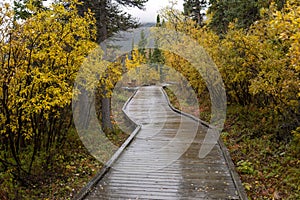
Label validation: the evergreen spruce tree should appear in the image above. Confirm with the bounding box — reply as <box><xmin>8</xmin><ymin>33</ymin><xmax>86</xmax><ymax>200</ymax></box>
<box><xmin>150</xmin><ymin>15</ymin><xmax>165</xmax><ymax>81</ymax></box>
<box><xmin>207</xmin><ymin>0</ymin><xmax>286</xmax><ymax>35</ymax></box>
<box><xmin>138</xmin><ymin>29</ymin><xmax>147</xmax><ymax>57</ymax></box>
<box><xmin>183</xmin><ymin>0</ymin><xmax>207</xmax><ymax>26</ymax></box>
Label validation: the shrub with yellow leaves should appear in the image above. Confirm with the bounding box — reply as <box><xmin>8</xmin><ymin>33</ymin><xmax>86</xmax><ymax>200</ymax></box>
<box><xmin>0</xmin><ymin>0</ymin><xmax>96</xmax><ymax>179</ymax></box>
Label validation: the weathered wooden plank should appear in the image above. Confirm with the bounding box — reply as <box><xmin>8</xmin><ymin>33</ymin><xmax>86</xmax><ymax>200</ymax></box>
<box><xmin>78</xmin><ymin>86</ymin><xmax>247</xmax><ymax>200</ymax></box>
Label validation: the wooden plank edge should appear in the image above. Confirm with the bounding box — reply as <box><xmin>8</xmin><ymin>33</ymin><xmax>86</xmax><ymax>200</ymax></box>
<box><xmin>218</xmin><ymin>139</ymin><xmax>248</xmax><ymax>200</ymax></box>
<box><xmin>161</xmin><ymin>86</ymin><xmax>248</xmax><ymax>200</ymax></box>
<box><xmin>122</xmin><ymin>88</ymin><xmax>140</xmax><ymax>127</ymax></box>
<box><xmin>73</xmin><ymin>89</ymin><xmax>141</xmax><ymax>200</ymax></box>
<box><xmin>160</xmin><ymin>86</ymin><xmax>211</xmax><ymax>129</ymax></box>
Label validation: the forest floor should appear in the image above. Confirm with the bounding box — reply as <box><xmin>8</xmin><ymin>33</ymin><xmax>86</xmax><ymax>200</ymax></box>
<box><xmin>222</xmin><ymin>105</ymin><xmax>299</xmax><ymax>199</ymax></box>
<box><xmin>2</xmin><ymin>128</ymin><xmax>129</xmax><ymax>200</ymax></box>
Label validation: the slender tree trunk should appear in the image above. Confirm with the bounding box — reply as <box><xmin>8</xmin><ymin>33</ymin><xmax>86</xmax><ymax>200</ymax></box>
<box><xmin>99</xmin><ymin>0</ymin><xmax>113</xmax><ymax>133</ymax></box>
<box><xmin>101</xmin><ymin>94</ymin><xmax>113</xmax><ymax>132</ymax></box>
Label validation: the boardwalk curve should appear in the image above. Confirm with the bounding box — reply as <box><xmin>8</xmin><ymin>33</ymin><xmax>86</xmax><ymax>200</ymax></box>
<box><xmin>76</xmin><ymin>86</ymin><xmax>247</xmax><ymax>200</ymax></box>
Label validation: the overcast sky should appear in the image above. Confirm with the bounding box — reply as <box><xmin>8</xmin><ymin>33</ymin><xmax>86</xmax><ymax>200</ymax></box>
<box><xmin>125</xmin><ymin>0</ymin><xmax>184</xmax><ymax>23</ymax></box>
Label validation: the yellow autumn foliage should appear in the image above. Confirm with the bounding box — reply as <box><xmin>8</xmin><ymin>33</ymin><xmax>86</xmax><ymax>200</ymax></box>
<box><xmin>160</xmin><ymin>0</ymin><xmax>299</xmax><ymax>135</ymax></box>
<box><xmin>125</xmin><ymin>48</ymin><xmax>159</xmax><ymax>85</ymax></box>
<box><xmin>0</xmin><ymin>0</ymin><xmax>96</xmax><ymax>172</ymax></box>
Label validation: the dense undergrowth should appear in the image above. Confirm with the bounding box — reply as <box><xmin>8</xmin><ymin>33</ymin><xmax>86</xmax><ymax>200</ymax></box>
<box><xmin>0</xmin><ymin>128</ymin><xmax>101</xmax><ymax>199</ymax></box>
<box><xmin>222</xmin><ymin>105</ymin><xmax>300</xmax><ymax>199</ymax></box>
<box><xmin>0</xmin><ymin>126</ymin><xmax>129</xmax><ymax>200</ymax></box>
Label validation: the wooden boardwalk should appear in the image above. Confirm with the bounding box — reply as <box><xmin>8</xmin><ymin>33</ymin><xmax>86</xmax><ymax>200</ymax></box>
<box><xmin>78</xmin><ymin>86</ymin><xmax>247</xmax><ymax>200</ymax></box>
